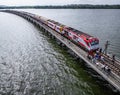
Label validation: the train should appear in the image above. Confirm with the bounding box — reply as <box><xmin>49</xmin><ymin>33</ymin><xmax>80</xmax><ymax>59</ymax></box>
<box><xmin>32</xmin><ymin>14</ymin><xmax>99</xmax><ymax>54</ymax></box>
<box><xmin>4</xmin><ymin>10</ymin><xmax>99</xmax><ymax>55</ymax></box>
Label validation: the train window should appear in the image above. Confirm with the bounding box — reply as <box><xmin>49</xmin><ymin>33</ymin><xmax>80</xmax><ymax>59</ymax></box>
<box><xmin>68</xmin><ymin>32</ymin><xmax>72</xmax><ymax>36</ymax></box>
<box><xmin>64</xmin><ymin>31</ymin><xmax>69</xmax><ymax>36</ymax></box>
<box><xmin>56</xmin><ymin>27</ymin><xmax>59</xmax><ymax>30</ymax></box>
<box><xmin>94</xmin><ymin>41</ymin><xmax>98</xmax><ymax>44</ymax></box>
<box><xmin>91</xmin><ymin>42</ymin><xmax>94</xmax><ymax>46</ymax></box>
<box><xmin>73</xmin><ymin>35</ymin><xmax>77</xmax><ymax>39</ymax></box>
<box><xmin>91</xmin><ymin>41</ymin><xmax>98</xmax><ymax>46</ymax></box>
<box><xmin>78</xmin><ymin>38</ymin><xmax>82</xmax><ymax>42</ymax></box>
<box><xmin>48</xmin><ymin>23</ymin><xmax>54</xmax><ymax>27</ymax></box>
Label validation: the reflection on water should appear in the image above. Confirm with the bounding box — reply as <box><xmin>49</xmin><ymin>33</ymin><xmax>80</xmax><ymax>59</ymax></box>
<box><xmin>0</xmin><ymin>12</ymin><xmax>119</xmax><ymax>95</ymax></box>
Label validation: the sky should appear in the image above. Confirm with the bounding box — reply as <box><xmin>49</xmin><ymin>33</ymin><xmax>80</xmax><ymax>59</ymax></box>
<box><xmin>0</xmin><ymin>0</ymin><xmax>120</xmax><ymax>6</ymax></box>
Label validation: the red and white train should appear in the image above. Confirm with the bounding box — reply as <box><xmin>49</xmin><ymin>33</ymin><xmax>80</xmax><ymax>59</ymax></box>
<box><xmin>28</xmin><ymin>13</ymin><xmax>99</xmax><ymax>54</ymax></box>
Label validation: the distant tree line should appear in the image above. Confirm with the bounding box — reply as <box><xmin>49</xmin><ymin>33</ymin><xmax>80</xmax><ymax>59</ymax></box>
<box><xmin>0</xmin><ymin>4</ymin><xmax>120</xmax><ymax>9</ymax></box>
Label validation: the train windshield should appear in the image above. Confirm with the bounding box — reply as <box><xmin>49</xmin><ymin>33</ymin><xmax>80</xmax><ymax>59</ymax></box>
<box><xmin>90</xmin><ymin>41</ymin><xmax>98</xmax><ymax>46</ymax></box>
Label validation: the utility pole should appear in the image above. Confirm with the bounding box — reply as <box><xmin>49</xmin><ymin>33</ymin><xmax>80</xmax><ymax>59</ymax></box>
<box><xmin>103</xmin><ymin>40</ymin><xmax>110</xmax><ymax>55</ymax></box>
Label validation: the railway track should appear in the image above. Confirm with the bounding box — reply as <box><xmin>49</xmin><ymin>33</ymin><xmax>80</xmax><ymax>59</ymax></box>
<box><xmin>100</xmin><ymin>54</ymin><xmax>120</xmax><ymax>76</ymax></box>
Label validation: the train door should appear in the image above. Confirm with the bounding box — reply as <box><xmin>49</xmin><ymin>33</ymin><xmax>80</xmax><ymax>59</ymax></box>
<box><xmin>64</xmin><ymin>30</ymin><xmax>69</xmax><ymax>37</ymax></box>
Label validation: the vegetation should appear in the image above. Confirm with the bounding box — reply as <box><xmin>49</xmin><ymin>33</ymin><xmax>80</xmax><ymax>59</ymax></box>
<box><xmin>0</xmin><ymin>4</ymin><xmax>120</xmax><ymax>9</ymax></box>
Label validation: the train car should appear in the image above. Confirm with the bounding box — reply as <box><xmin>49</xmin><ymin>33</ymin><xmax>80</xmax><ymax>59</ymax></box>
<box><xmin>39</xmin><ymin>16</ymin><xmax>49</xmax><ymax>25</ymax></box>
<box><xmin>47</xmin><ymin>20</ymin><xmax>56</xmax><ymax>29</ymax></box>
<box><xmin>47</xmin><ymin>20</ymin><xmax>65</xmax><ymax>34</ymax></box>
<box><xmin>34</xmin><ymin>15</ymin><xmax>41</xmax><ymax>22</ymax></box>
<box><xmin>63</xmin><ymin>27</ymin><xmax>99</xmax><ymax>52</ymax></box>
<box><xmin>54</xmin><ymin>22</ymin><xmax>65</xmax><ymax>34</ymax></box>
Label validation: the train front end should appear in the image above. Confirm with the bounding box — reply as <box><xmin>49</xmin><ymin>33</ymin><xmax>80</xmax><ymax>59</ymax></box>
<box><xmin>88</xmin><ymin>37</ymin><xmax>99</xmax><ymax>53</ymax></box>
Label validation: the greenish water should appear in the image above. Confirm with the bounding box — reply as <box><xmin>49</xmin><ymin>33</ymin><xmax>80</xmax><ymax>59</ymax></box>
<box><xmin>0</xmin><ymin>11</ymin><xmax>119</xmax><ymax>95</ymax></box>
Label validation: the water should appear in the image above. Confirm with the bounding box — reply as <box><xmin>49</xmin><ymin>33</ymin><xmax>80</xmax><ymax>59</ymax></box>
<box><xmin>0</xmin><ymin>10</ymin><xmax>120</xmax><ymax>95</ymax></box>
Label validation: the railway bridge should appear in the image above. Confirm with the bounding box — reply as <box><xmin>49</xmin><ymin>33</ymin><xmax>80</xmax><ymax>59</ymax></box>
<box><xmin>1</xmin><ymin>10</ymin><xmax>120</xmax><ymax>92</ymax></box>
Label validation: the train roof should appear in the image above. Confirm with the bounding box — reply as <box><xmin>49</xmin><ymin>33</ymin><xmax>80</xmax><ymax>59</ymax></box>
<box><xmin>42</xmin><ymin>18</ymin><xmax>97</xmax><ymax>40</ymax></box>
<box><xmin>40</xmin><ymin>16</ymin><xmax>49</xmax><ymax>21</ymax></box>
<box><xmin>48</xmin><ymin>19</ymin><xmax>65</xmax><ymax>26</ymax></box>
<box><xmin>66</xmin><ymin>27</ymin><xmax>92</xmax><ymax>38</ymax></box>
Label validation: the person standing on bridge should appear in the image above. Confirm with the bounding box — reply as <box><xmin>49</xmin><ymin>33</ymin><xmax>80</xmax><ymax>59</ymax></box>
<box><xmin>101</xmin><ymin>56</ymin><xmax>104</xmax><ymax>63</ymax></box>
<box><xmin>99</xmin><ymin>48</ymin><xmax>102</xmax><ymax>53</ymax></box>
<box><xmin>112</xmin><ymin>54</ymin><xmax>115</xmax><ymax>64</ymax></box>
